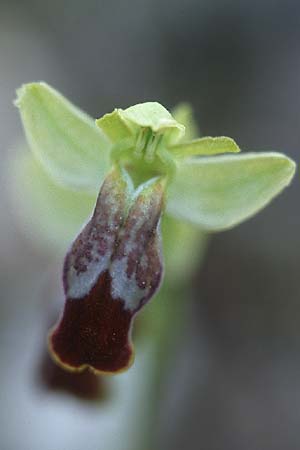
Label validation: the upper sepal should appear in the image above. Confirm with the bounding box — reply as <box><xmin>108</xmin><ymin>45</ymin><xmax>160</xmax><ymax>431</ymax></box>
<box><xmin>96</xmin><ymin>102</ymin><xmax>185</xmax><ymax>145</ymax></box>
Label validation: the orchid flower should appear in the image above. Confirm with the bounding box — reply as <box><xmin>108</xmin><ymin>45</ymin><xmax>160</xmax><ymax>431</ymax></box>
<box><xmin>15</xmin><ymin>82</ymin><xmax>296</xmax><ymax>375</ymax></box>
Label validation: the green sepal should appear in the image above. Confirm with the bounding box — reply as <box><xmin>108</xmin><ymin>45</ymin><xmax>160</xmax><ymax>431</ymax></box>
<box><xmin>15</xmin><ymin>82</ymin><xmax>110</xmax><ymax>192</ymax></box>
<box><xmin>167</xmin><ymin>152</ymin><xmax>296</xmax><ymax>231</ymax></box>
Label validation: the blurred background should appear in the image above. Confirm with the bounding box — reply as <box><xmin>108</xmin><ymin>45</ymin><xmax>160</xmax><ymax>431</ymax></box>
<box><xmin>1</xmin><ymin>0</ymin><xmax>300</xmax><ymax>449</ymax></box>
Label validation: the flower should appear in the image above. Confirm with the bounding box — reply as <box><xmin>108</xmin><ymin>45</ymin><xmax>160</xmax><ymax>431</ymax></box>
<box><xmin>14</xmin><ymin>82</ymin><xmax>296</xmax><ymax>374</ymax></box>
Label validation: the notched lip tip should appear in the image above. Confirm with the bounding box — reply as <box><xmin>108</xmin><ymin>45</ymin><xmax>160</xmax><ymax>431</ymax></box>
<box><xmin>47</xmin><ymin>328</ymin><xmax>135</xmax><ymax>376</ymax></box>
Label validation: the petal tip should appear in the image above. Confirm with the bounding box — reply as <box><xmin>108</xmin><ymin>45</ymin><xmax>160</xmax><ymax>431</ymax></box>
<box><xmin>15</xmin><ymin>81</ymin><xmax>48</xmax><ymax>107</ymax></box>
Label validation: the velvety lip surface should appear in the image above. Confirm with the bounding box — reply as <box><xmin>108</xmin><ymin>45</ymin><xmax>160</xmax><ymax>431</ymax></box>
<box><xmin>49</xmin><ymin>271</ymin><xmax>134</xmax><ymax>374</ymax></box>
<box><xmin>49</xmin><ymin>167</ymin><xmax>164</xmax><ymax>375</ymax></box>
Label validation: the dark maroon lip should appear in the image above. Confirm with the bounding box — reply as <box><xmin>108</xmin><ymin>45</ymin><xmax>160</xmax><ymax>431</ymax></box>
<box><xmin>49</xmin><ymin>271</ymin><xmax>135</xmax><ymax>374</ymax></box>
<box><xmin>49</xmin><ymin>167</ymin><xmax>165</xmax><ymax>375</ymax></box>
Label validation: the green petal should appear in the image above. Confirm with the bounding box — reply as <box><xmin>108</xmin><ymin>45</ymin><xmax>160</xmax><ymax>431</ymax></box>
<box><xmin>97</xmin><ymin>102</ymin><xmax>185</xmax><ymax>145</ymax></box>
<box><xmin>169</xmin><ymin>136</ymin><xmax>240</xmax><ymax>158</ymax></box>
<box><xmin>15</xmin><ymin>82</ymin><xmax>110</xmax><ymax>192</ymax></box>
<box><xmin>167</xmin><ymin>152</ymin><xmax>296</xmax><ymax>231</ymax></box>
<box><xmin>10</xmin><ymin>150</ymin><xmax>96</xmax><ymax>253</ymax></box>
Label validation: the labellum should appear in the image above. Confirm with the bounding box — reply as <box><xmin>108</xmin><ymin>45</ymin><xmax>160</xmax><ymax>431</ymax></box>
<box><xmin>49</xmin><ymin>166</ymin><xmax>165</xmax><ymax>374</ymax></box>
